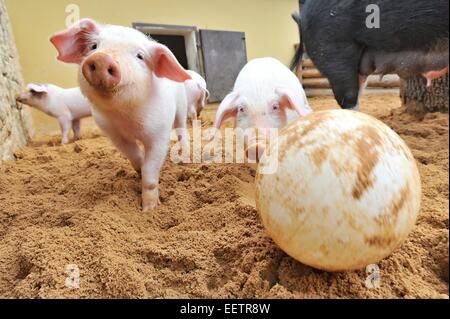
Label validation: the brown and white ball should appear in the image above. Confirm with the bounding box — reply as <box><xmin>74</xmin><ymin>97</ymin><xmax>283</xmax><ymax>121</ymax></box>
<box><xmin>256</xmin><ymin>110</ymin><xmax>421</xmax><ymax>272</ymax></box>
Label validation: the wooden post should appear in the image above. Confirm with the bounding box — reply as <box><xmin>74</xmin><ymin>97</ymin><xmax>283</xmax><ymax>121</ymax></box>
<box><xmin>401</xmin><ymin>74</ymin><xmax>449</xmax><ymax>118</ymax></box>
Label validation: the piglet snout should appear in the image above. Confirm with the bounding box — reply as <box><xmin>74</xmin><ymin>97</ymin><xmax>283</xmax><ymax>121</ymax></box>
<box><xmin>82</xmin><ymin>52</ymin><xmax>121</xmax><ymax>91</ymax></box>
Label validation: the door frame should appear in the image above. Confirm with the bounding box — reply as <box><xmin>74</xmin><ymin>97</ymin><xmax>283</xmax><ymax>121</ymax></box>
<box><xmin>132</xmin><ymin>22</ymin><xmax>202</xmax><ymax>74</ymax></box>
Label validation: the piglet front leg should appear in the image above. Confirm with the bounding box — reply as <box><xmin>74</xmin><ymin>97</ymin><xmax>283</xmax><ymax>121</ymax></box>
<box><xmin>97</xmin><ymin>122</ymin><xmax>144</xmax><ymax>173</ymax></box>
<box><xmin>141</xmin><ymin>134</ymin><xmax>171</xmax><ymax>212</ymax></box>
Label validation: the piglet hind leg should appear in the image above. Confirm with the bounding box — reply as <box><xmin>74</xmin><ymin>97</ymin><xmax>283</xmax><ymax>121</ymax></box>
<box><xmin>188</xmin><ymin>104</ymin><xmax>198</xmax><ymax>123</ymax></box>
<box><xmin>72</xmin><ymin>119</ymin><xmax>82</xmax><ymax>140</ymax></box>
<box><xmin>174</xmin><ymin>109</ymin><xmax>191</xmax><ymax>160</ymax></box>
<box><xmin>141</xmin><ymin>136</ymin><xmax>171</xmax><ymax>213</ymax></box>
<box><xmin>196</xmin><ymin>92</ymin><xmax>206</xmax><ymax>116</ymax></box>
<box><xmin>58</xmin><ymin>116</ymin><xmax>73</xmax><ymax>145</ymax></box>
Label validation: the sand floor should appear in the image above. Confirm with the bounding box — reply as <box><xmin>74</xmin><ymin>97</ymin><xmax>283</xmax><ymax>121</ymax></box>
<box><xmin>0</xmin><ymin>93</ymin><xmax>448</xmax><ymax>298</ymax></box>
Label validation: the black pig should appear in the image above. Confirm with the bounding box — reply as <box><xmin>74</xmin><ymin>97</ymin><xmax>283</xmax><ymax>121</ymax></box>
<box><xmin>292</xmin><ymin>0</ymin><xmax>449</xmax><ymax>110</ymax></box>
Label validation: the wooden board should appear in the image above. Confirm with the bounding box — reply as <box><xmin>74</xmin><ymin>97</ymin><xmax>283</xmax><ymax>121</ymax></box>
<box><xmin>200</xmin><ymin>30</ymin><xmax>247</xmax><ymax>102</ymax></box>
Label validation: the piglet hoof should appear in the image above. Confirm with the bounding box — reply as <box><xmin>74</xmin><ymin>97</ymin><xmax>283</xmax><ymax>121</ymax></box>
<box><xmin>132</xmin><ymin>161</ymin><xmax>143</xmax><ymax>176</ymax></box>
<box><xmin>205</xmin><ymin>128</ymin><xmax>218</xmax><ymax>142</ymax></box>
<box><xmin>134</xmin><ymin>167</ymin><xmax>142</xmax><ymax>177</ymax></box>
<box><xmin>142</xmin><ymin>189</ymin><xmax>161</xmax><ymax>213</ymax></box>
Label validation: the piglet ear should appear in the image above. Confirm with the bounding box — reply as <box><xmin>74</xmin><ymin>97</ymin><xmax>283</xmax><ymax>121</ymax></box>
<box><xmin>147</xmin><ymin>43</ymin><xmax>191</xmax><ymax>82</ymax></box>
<box><xmin>275</xmin><ymin>87</ymin><xmax>313</xmax><ymax>117</ymax></box>
<box><xmin>27</xmin><ymin>84</ymin><xmax>48</xmax><ymax>94</ymax></box>
<box><xmin>50</xmin><ymin>18</ymin><xmax>99</xmax><ymax>64</ymax></box>
<box><xmin>208</xmin><ymin>92</ymin><xmax>240</xmax><ymax>140</ymax></box>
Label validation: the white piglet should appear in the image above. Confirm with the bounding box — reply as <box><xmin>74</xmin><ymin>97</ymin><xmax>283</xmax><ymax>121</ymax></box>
<box><xmin>211</xmin><ymin>57</ymin><xmax>312</xmax><ymax>160</ymax></box>
<box><xmin>185</xmin><ymin>70</ymin><xmax>209</xmax><ymax>121</ymax></box>
<box><xmin>16</xmin><ymin>84</ymin><xmax>92</xmax><ymax>144</ymax></box>
<box><xmin>50</xmin><ymin>19</ymin><xmax>191</xmax><ymax>212</ymax></box>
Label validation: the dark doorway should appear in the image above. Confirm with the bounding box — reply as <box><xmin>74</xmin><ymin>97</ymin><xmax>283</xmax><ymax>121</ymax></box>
<box><xmin>149</xmin><ymin>34</ymin><xmax>189</xmax><ymax>70</ymax></box>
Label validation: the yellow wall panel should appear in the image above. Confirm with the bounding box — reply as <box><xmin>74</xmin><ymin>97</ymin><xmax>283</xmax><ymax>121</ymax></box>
<box><xmin>5</xmin><ymin>0</ymin><xmax>299</xmax><ymax>89</ymax></box>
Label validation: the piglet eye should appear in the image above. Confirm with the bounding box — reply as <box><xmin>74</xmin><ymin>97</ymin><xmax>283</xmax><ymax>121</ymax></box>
<box><xmin>90</xmin><ymin>43</ymin><xmax>98</xmax><ymax>51</ymax></box>
<box><xmin>239</xmin><ymin>107</ymin><xmax>245</xmax><ymax>113</ymax></box>
<box><xmin>272</xmin><ymin>104</ymin><xmax>279</xmax><ymax>111</ymax></box>
<box><xmin>137</xmin><ymin>53</ymin><xmax>145</xmax><ymax>60</ymax></box>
